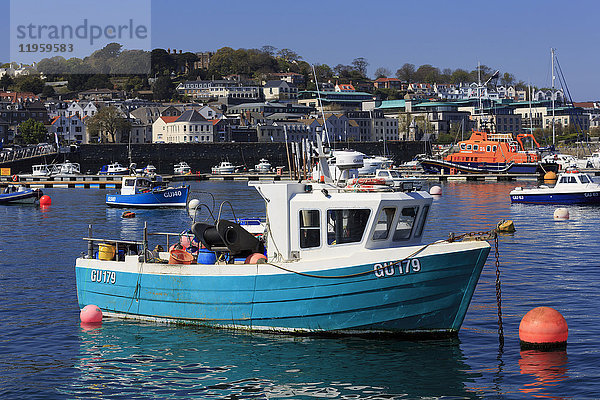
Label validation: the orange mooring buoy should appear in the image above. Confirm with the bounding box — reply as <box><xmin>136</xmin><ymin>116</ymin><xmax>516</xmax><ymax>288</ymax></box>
<box><xmin>519</xmin><ymin>306</ymin><xmax>568</xmax><ymax>349</ymax></box>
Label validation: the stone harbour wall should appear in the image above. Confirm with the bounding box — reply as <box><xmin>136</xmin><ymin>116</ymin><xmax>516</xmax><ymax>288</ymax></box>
<box><xmin>8</xmin><ymin>141</ymin><xmax>427</xmax><ymax>175</ymax></box>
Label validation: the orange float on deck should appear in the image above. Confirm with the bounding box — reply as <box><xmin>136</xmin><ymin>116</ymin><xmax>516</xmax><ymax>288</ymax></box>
<box><xmin>519</xmin><ymin>306</ymin><xmax>568</xmax><ymax>349</ymax></box>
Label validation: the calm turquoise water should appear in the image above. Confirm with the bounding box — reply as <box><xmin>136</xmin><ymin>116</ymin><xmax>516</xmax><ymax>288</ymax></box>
<box><xmin>1</xmin><ymin>180</ymin><xmax>599</xmax><ymax>399</ymax></box>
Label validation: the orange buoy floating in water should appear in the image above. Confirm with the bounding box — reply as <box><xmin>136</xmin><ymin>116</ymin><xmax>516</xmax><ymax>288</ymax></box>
<box><xmin>519</xmin><ymin>306</ymin><xmax>568</xmax><ymax>350</ymax></box>
<box><xmin>122</xmin><ymin>211</ymin><xmax>136</xmax><ymax>218</ymax></box>
<box><xmin>429</xmin><ymin>185</ymin><xmax>442</xmax><ymax>195</ymax></box>
<box><xmin>554</xmin><ymin>208</ymin><xmax>569</xmax><ymax>220</ymax></box>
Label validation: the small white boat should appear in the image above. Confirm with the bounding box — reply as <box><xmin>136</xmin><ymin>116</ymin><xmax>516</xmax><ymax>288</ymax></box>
<box><xmin>358</xmin><ymin>156</ymin><xmax>393</xmax><ymax>175</ymax></box>
<box><xmin>174</xmin><ymin>162</ymin><xmax>192</xmax><ymax>175</ymax></box>
<box><xmin>510</xmin><ymin>168</ymin><xmax>600</xmax><ymax>204</ymax></box>
<box><xmin>53</xmin><ymin>161</ymin><xmax>81</xmax><ymax>176</ymax></box>
<box><xmin>31</xmin><ymin>164</ymin><xmax>53</xmax><ymax>176</ymax></box>
<box><xmin>143</xmin><ymin>164</ymin><xmax>157</xmax><ymax>175</ymax></box>
<box><xmin>98</xmin><ymin>162</ymin><xmax>129</xmax><ymax>175</ymax></box>
<box><xmin>585</xmin><ymin>152</ymin><xmax>600</xmax><ymax>169</ymax></box>
<box><xmin>542</xmin><ymin>153</ymin><xmax>579</xmax><ymax>171</ymax></box>
<box><xmin>211</xmin><ymin>161</ymin><xmax>235</xmax><ymax>174</ymax></box>
<box><xmin>254</xmin><ymin>159</ymin><xmax>271</xmax><ymax>173</ymax></box>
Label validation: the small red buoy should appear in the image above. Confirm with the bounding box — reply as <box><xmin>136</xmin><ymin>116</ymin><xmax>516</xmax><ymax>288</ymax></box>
<box><xmin>519</xmin><ymin>307</ymin><xmax>568</xmax><ymax>349</ymax></box>
<box><xmin>39</xmin><ymin>195</ymin><xmax>52</xmax><ymax>207</ymax></box>
<box><xmin>80</xmin><ymin>304</ymin><xmax>103</xmax><ymax>324</ymax></box>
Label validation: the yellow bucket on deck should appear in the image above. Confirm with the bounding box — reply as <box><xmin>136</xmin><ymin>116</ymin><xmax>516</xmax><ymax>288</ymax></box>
<box><xmin>98</xmin><ymin>243</ymin><xmax>116</xmax><ymax>260</ymax></box>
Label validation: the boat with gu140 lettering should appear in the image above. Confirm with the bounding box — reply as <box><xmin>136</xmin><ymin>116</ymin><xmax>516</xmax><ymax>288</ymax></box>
<box><xmin>420</xmin><ymin>129</ymin><xmax>558</xmax><ymax>174</ymax></box>
<box><xmin>510</xmin><ymin>168</ymin><xmax>600</xmax><ymax>204</ymax></box>
<box><xmin>76</xmin><ymin>144</ymin><xmax>491</xmax><ymax>336</ymax></box>
<box><xmin>105</xmin><ymin>175</ymin><xmax>189</xmax><ymax>208</ymax></box>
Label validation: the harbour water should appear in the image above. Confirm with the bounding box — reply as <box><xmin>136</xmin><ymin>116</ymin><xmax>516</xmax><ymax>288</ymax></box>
<box><xmin>2</xmin><ymin>180</ymin><xmax>600</xmax><ymax>399</ymax></box>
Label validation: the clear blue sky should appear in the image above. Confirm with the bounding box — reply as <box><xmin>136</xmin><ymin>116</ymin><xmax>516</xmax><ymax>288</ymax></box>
<box><xmin>2</xmin><ymin>0</ymin><xmax>599</xmax><ymax>100</ymax></box>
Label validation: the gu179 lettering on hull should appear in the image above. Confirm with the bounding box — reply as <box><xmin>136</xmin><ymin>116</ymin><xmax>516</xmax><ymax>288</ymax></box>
<box><xmin>91</xmin><ymin>269</ymin><xmax>116</xmax><ymax>284</ymax></box>
<box><xmin>373</xmin><ymin>259</ymin><xmax>421</xmax><ymax>278</ymax></box>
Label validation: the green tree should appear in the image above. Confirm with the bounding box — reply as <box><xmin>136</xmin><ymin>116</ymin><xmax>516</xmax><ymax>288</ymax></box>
<box><xmin>351</xmin><ymin>57</ymin><xmax>369</xmax><ymax>77</ymax></box>
<box><xmin>19</xmin><ymin>76</ymin><xmax>45</xmax><ymax>94</ymax></box>
<box><xmin>152</xmin><ymin>76</ymin><xmax>175</xmax><ymax>101</ymax></box>
<box><xmin>151</xmin><ymin>48</ymin><xmax>176</xmax><ymax>76</ymax></box>
<box><xmin>41</xmin><ymin>85</ymin><xmax>55</xmax><ymax>98</ymax></box>
<box><xmin>86</xmin><ymin>106</ymin><xmax>131</xmax><ymax>143</ymax></box>
<box><xmin>396</xmin><ymin>63</ymin><xmax>415</xmax><ymax>83</ymax></box>
<box><xmin>19</xmin><ymin>118</ymin><xmax>48</xmax><ymax>144</ymax></box>
<box><xmin>374</xmin><ymin>67</ymin><xmax>391</xmax><ymax>79</ymax></box>
<box><xmin>0</xmin><ymin>74</ymin><xmax>13</xmax><ymax>90</ymax></box>
<box><xmin>414</xmin><ymin>64</ymin><xmax>440</xmax><ymax>83</ymax></box>
<box><xmin>450</xmin><ymin>69</ymin><xmax>471</xmax><ymax>84</ymax></box>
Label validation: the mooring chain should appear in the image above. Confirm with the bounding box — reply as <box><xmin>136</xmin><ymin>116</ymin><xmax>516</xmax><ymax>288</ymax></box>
<box><xmin>494</xmin><ymin>233</ymin><xmax>504</xmax><ymax>349</ymax></box>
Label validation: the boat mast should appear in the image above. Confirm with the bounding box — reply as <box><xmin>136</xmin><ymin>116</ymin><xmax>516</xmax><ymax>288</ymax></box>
<box><xmin>311</xmin><ymin>64</ymin><xmax>330</xmax><ymax>148</ymax></box>
<box><xmin>551</xmin><ymin>48</ymin><xmax>556</xmax><ymax>145</ymax></box>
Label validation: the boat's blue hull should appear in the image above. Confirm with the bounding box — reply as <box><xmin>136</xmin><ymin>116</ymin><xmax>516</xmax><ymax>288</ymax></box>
<box><xmin>75</xmin><ymin>245</ymin><xmax>490</xmax><ymax>335</ymax></box>
<box><xmin>0</xmin><ymin>189</ymin><xmax>42</xmax><ymax>204</ymax></box>
<box><xmin>511</xmin><ymin>191</ymin><xmax>600</xmax><ymax>204</ymax></box>
<box><xmin>106</xmin><ymin>186</ymin><xmax>188</xmax><ymax>207</ymax></box>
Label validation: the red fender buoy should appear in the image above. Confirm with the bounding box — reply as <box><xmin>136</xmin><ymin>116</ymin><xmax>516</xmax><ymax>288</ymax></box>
<box><xmin>519</xmin><ymin>307</ymin><xmax>568</xmax><ymax>349</ymax></box>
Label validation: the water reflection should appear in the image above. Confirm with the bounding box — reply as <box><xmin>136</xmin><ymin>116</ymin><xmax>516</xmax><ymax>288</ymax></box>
<box><xmin>518</xmin><ymin>350</ymin><xmax>569</xmax><ymax>398</ymax></box>
<box><xmin>64</xmin><ymin>321</ymin><xmax>482</xmax><ymax>399</ymax></box>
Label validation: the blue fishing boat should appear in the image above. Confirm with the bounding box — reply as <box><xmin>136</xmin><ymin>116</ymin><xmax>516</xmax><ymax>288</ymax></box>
<box><xmin>76</xmin><ymin>145</ymin><xmax>491</xmax><ymax>336</ymax></box>
<box><xmin>0</xmin><ymin>185</ymin><xmax>43</xmax><ymax>204</ymax></box>
<box><xmin>510</xmin><ymin>169</ymin><xmax>600</xmax><ymax>204</ymax></box>
<box><xmin>105</xmin><ymin>176</ymin><xmax>189</xmax><ymax>208</ymax></box>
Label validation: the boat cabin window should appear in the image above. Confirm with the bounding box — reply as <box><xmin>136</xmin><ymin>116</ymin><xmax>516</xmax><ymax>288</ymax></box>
<box><xmin>474</xmin><ymin>145</ymin><xmax>479</xmax><ymax>151</ymax></box>
<box><xmin>300</xmin><ymin>210</ymin><xmax>321</xmax><ymax>248</ymax></box>
<box><xmin>466</xmin><ymin>144</ymin><xmax>472</xmax><ymax>150</ymax></box>
<box><xmin>460</xmin><ymin>143</ymin><xmax>466</xmax><ymax>150</ymax></box>
<box><xmin>327</xmin><ymin>209</ymin><xmax>371</xmax><ymax>245</ymax></box>
<box><xmin>486</xmin><ymin>145</ymin><xmax>491</xmax><ymax>152</ymax></box>
<box><xmin>124</xmin><ymin>178</ymin><xmax>136</xmax><ymax>187</ymax></box>
<box><xmin>372</xmin><ymin>207</ymin><xmax>396</xmax><ymax>240</ymax></box>
<box><xmin>492</xmin><ymin>145</ymin><xmax>497</xmax><ymax>152</ymax></box>
<box><xmin>413</xmin><ymin>205</ymin><xmax>429</xmax><ymax>238</ymax></box>
<box><xmin>579</xmin><ymin>175</ymin><xmax>591</xmax><ymax>184</ymax></box>
<box><xmin>393</xmin><ymin>206</ymin><xmax>419</xmax><ymax>241</ymax></box>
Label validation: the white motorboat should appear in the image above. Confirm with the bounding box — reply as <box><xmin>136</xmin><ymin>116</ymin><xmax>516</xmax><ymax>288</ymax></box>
<box><xmin>98</xmin><ymin>162</ymin><xmax>129</xmax><ymax>175</ymax></box>
<box><xmin>254</xmin><ymin>159</ymin><xmax>271</xmax><ymax>173</ymax></box>
<box><xmin>31</xmin><ymin>164</ymin><xmax>53</xmax><ymax>176</ymax></box>
<box><xmin>211</xmin><ymin>161</ymin><xmax>235</xmax><ymax>174</ymax></box>
<box><xmin>174</xmin><ymin>161</ymin><xmax>192</xmax><ymax>175</ymax></box>
<box><xmin>510</xmin><ymin>168</ymin><xmax>600</xmax><ymax>204</ymax></box>
<box><xmin>358</xmin><ymin>156</ymin><xmax>393</xmax><ymax>175</ymax></box>
<box><xmin>53</xmin><ymin>161</ymin><xmax>81</xmax><ymax>176</ymax></box>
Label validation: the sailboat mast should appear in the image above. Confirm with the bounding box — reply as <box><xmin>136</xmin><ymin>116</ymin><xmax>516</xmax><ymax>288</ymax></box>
<box><xmin>551</xmin><ymin>48</ymin><xmax>556</xmax><ymax>145</ymax></box>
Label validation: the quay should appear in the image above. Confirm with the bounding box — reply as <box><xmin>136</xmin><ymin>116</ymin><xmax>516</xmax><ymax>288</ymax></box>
<box><xmin>2</xmin><ymin>170</ymin><xmax>600</xmax><ymax>189</ymax></box>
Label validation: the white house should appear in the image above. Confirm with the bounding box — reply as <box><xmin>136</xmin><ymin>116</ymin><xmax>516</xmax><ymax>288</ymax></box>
<box><xmin>152</xmin><ymin>110</ymin><xmax>215</xmax><ymax>143</ymax></box>
<box><xmin>49</xmin><ymin>115</ymin><xmax>86</xmax><ymax>144</ymax></box>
